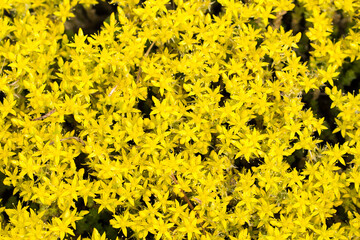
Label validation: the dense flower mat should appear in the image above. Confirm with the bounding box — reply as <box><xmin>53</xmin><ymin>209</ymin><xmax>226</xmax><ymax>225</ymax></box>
<box><xmin>0</xmin><ymin>0</ymin><xmax>360</xmax><ymax>239</ymax></box>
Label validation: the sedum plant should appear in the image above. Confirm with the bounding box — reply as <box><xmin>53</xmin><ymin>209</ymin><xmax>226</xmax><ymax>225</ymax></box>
<box><xmin>0</xmin><ymin>0</ymin><xmax>360</xmax><ymax>239</ymax></box>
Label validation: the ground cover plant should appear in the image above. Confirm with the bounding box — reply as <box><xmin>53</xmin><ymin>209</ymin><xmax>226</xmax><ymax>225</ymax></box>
<box><xmin>0</xmin><ymin>0</ymin><xmax>360</xmax><ymax>239</ymax></box>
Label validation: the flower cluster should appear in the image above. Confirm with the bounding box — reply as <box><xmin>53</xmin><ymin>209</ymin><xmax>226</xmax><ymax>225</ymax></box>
<box><xmin>0</xmin><ymin>0</ymin><xmax>360</xmax><ymax>239</ymax></box>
